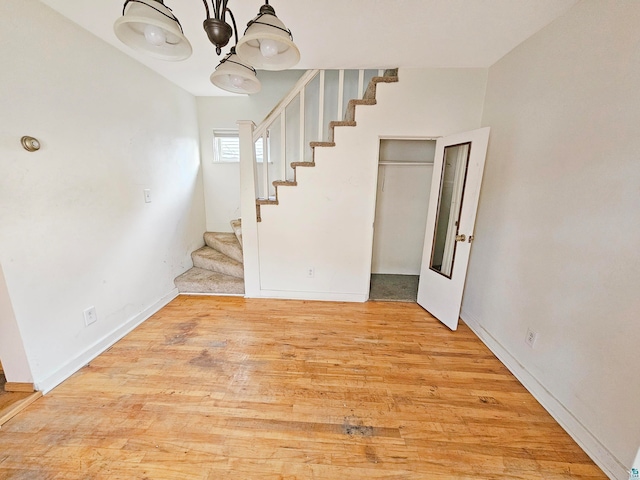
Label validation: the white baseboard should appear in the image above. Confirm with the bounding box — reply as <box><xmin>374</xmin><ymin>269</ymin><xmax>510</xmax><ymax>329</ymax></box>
<box><xmin>256</xmin><ymin>289</ymin><xmax>368</xmax><ymax>303</ymax></box>
<box><xmin>179</xmin><ymin>292</ymin><xmax>244</xmax><ymax>297</ymax></box>
<box><xmin>460</xmin><ymin>308</ymin><xmax>629</xmax><ymax>480</ymax></box>
<box><xmin>36</xmin><ymin>289</ymin><xmax>179</xmax><ymax>394</ymax></box>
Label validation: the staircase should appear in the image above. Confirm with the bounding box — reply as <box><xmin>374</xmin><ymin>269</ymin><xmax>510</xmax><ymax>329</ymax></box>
<box><xmin>253</xmin><ymin>69</ymin><xmax>399</xmax><ymax>221</ymax></box>
<box><xmin>175</xmin><ymin>69</ymin><xmax>399</xmax><ymax>296</ymax></box>
<box><xmin>174</xmin><ymin>219</ymin><xmax>244</xmax><ymax>295</ymax></box>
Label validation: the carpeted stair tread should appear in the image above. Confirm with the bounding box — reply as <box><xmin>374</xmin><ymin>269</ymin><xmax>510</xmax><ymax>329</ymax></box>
<box><xmin>192</xmin><ymin>246</ymin><xmax>243</xmax><ymax>279</ymax></box>
<box><xmin>253</xmin><ymin>68</ymin><xmax>399</xmax><ymax>223</ymax></box>
<box><xmin>256</xmin><ymin>198</ymin><xmax>278</xmax><ymax>205</ymax></box>
<box><xmin>345</xmin><ymin>98</ymin><xmax>377</xmax><ymax>122</ymax></box>
<box><xmin>328</xmin><ymin>120</ymin><xmax>357</xmax><ymax>142</ymax></box>
<box><xmin>364</xmin><ymin>74</ymin><xmax>399</xmax><ymax>101</ymax></box>
<box><xmin>310</xmin><ymin>141</ymin><xmax>335</xmax><ymax>148</ymax></box>
<box><xmin>175</xmin><ymin>267</ymin><xmax>244</xmax><ymax>295</ymax></box>
<box><xmin>329</xmin><ymin>120</ymin><xmax>357</xmax><ymax>128</ymax></box>
<box><xmin>203</xmin><ymin>232</ymin><xmax>243</xmax><ymax>264</ymax></box>
<box><xmin>272</xmin><ymin>180</ymin><xmax>297</xmax><ymax>187</ymax></box>
<box><xmin>230</xmin><ymin>219</ymin><xmax>242</xmax><ymax>246</ymax></box>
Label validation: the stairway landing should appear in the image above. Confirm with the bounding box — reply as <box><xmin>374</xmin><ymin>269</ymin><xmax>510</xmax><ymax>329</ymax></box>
<box><xmin>174</xmin><ymin>221</ymin><xmax>244</xmax><ymax>296</ymax></box>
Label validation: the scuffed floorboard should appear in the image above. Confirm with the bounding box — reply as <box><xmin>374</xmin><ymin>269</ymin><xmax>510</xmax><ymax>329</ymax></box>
<box><xmin>0</xmin><ymin>296</ymin><xmax>606</xmax><ymax>479</ymax></box>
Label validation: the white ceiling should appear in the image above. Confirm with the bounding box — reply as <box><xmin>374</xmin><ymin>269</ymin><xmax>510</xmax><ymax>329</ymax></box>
<box><xmin>40</xmin><ymin>0</ymin><xmax>579</xmax><ymax>97</ymax></box>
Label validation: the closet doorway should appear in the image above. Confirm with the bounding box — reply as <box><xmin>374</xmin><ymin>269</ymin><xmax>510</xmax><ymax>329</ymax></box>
<box><xmin>370</xmin><ymin>138</ymin><xmax>436</xmax><ymax>302</ymax></box>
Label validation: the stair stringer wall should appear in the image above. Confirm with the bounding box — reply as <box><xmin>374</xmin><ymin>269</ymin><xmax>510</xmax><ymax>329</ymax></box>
<box><xmin>255</xmin><ymin>68</ymin><xmax>488</xmax><ymax>301</ymax></box>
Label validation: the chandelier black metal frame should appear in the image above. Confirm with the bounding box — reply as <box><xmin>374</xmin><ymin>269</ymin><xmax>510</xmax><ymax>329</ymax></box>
<box><xmin>114</xmin><ymin>0</ymin><xmax>300</xmax><ymax>94</ymax></box>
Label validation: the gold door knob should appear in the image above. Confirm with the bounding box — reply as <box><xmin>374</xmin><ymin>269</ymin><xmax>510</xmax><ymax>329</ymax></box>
<box><xmin>455</xmin><ymin>234</ymin><xmax>466</xmax><ymax>242</ymax></box>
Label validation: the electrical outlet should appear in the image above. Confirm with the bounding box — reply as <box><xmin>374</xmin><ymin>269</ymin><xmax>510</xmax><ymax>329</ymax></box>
<box><xmin>631</xmin><ymin>446</ymin><xmax>640</xmax><ymax>479</ymax></box>
<box><xmin>307</xmin><ymin>267</ymin><xmax>315</xmax><ymax>278</ymax></box>
<box><xmin>83</xmin><ymin>306</ymin><xmax>97</xmax><ymax>326</ymax></box>
<box><xmin>143</xmin><ymin>189</ymin><xmax>152</xmax><ymax>203</ymax></box>
<box><xmin>525</xmin><ymin>328</ymin><xmax>538</xmax><ymax>348</ymax></box>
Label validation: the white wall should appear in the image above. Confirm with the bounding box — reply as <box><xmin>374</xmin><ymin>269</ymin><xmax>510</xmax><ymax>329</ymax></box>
<box><xmin>372</xmin><ymin>139</ymin><xmax>436</xmax><ymax>275</ymax></box>
<box><xmin>462</xmin><ymin>2</ymin><xmax>640</xmax><ymax>478</ymax></box>
<box><xmin>0</xmin><ymin>264</ymin><xmax>33</xmax><ymax>384</ymax></box>
<box><xmin>371</xmin><ymin>164</ymin><xmax>433</xmax><ymax>275</ymax></box>
<box><xmin>0</xmin><ymin>0</ymin><xmax>205</xmax><ymax>392</ymax></box>
<box><xmin>197</xmin><ymin>71</ymin><xmax>304</xmax><ymax>232</ymax></box>
<box><xmin>256</xmin><ymin>69</ymin><xmax>487</xmax><ymax>300</ymax></box>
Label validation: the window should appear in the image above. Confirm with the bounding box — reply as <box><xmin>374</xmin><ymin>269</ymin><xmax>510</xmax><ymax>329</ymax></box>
<box><xmin>213</xmin><ymin>129</ymin><xmax>266</xmax><ymax>163</ymax></box>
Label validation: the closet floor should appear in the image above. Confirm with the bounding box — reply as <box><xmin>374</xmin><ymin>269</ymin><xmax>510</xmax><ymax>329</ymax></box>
<box><xmin>369</xmin><ymin>274</ymin><xmax>419</xmax><ymax>302</ymax></box>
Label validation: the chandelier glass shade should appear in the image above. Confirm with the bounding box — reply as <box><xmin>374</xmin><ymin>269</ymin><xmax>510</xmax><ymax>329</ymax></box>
<box><xmin>210</xmin><ymin>48</ymin><xmax>262</xmax><ymax>94</ymax></box>
<box><xmin>235</xmin><ymin>4</ymin><xmax>300</xmax><ymax>71</ymax></box>
<box><xmin>114</xmin><ymin>0</ymin><xmax>299</xmax><ymax>94</ymax></box>
<box><xmin>114</xmin><ymin>0</ymin><xmax>192</xmax><ymax>61</ymax></box>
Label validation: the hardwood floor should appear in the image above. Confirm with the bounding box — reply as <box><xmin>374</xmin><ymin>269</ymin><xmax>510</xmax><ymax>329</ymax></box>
<box><xmin>0</xmin><ymin>373</ymin><xmax>39</xmax><ymax>426</ymax></box>
<box><xmin>0</xmin><ymin>296</ymin><xmax>606</xmax><ymax>479</ymax></box>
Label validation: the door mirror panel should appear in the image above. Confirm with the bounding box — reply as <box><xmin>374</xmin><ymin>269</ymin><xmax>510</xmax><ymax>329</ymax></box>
<box><xmin>429</xmin><ymin>142</ymin><xmax>471</xmax><ymax>278</ymax></box>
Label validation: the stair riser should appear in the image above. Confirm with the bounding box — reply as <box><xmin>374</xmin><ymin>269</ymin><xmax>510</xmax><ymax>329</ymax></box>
<box><xmin>204</xmin><ymin>233</ymin><xmax>243</xmax><ymax>263</ymax></box>
<box><xmin>230</xmin><ymin>219</ymin><xmax>243</xmax><ymax>246</ymax></box>
<box><xmin>175</xmin><ymin>282</ymin><xmax>244</xmax><ymax>295</ymax></box>
<box><xmin>175</xmin><ymin>267</ymin><xmax>245</xmax><ymax>295</ymax></box>
<box><xmin>192</xmin><ymin>254</ymin><xmax>244</xmax><ymax>279</ymax></box>
<box><xmin>253</xmin><ymin>71</ymin><xmax>399</xmax><ymax>223</ymax></box>
<box><xmin>175</xmin><ymin>279</ymin><xmax>244</xmax><ymax>295</ymax></box>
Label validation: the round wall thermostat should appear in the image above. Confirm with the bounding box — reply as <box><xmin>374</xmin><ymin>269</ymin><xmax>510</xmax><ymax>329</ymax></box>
<box><xmin>21</xmin><ymin>136</ymin><xmax>41</xmax><ymax>152</ymax></box>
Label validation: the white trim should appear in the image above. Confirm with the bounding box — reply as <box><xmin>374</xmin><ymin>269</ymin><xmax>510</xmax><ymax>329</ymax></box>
<box><xmin>378</xmin><ymin>161</ymin><xmax>433</xmax><ymax>167</ymax></box>
<box><xmin>253</xmin><ymin>69</ymin><xmax>319</xmax><ymax>141</ymax></box>
<box><xmin>318</xmin><ymin>70</ymin><xmax>325</xmax><ymax>140</ymax></box>
<box><xmin>280</xmin><ymin>113</ymin><xmax>287</xmax><ymax>180</ymax></box>
<box><xmin>379</xmin><ymin>135</ymin><xmax>440</xmax><ymax>141</ymax></box>
<box><xmin>256</xmin><ymin>289</ymin><xmax>367</xmax><ymax>303</ymax></box>
<box><xmin>299</xmin><ymin>86</ymin><xmax>305</xmax><ymax>162</ymax></box>
<box><xmin>238</xmin><ymin>120</ymin><xmax>261</xmax><ymax>297</ymax></box>
<box><xmin>461</xmin><ymin>308</ymin><xmax>629</xmax><ymax>480</ymax></box>
<box><xmin>337</xmin><ymin>70</ymin><xmax>345</xmax><ymax>118</ymax></box>
<box><xmin>261</xmin><ymin>134</ymin><xmax>269</xmax><ymax>199</ymax></box>
<box><xmin>36</xmin><ymin>289</ymin><xmax>179</xmax><ymax>394</ymax></box>
<box><xmin>179</xmin><ymin>292</ymin><xmax>244</xmax><ymax>297</ymax></box>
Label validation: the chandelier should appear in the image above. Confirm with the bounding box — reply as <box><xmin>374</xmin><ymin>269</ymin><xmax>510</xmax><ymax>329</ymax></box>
<box><xmin>113</xmin><ymin>0</ymin><xmax>300</xmax><ymax>94</ymax></box>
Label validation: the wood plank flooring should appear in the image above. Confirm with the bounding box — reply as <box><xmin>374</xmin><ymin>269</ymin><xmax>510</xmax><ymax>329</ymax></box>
<box><xmin>0</xmin><ymin>373</ymin><xmax>34</xmax><ymax>420</ymax></box>
<box><xmin>0</xmin><ymin>296</ymin><xmax>606</xmax><ymax>479</ymax></box>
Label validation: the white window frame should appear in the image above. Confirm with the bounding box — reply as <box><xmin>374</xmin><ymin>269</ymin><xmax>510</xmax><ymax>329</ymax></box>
<box><xmin>212</xmin><ymin>129</ymin><xmax>268</xmax><ymax>163</ymax></box>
